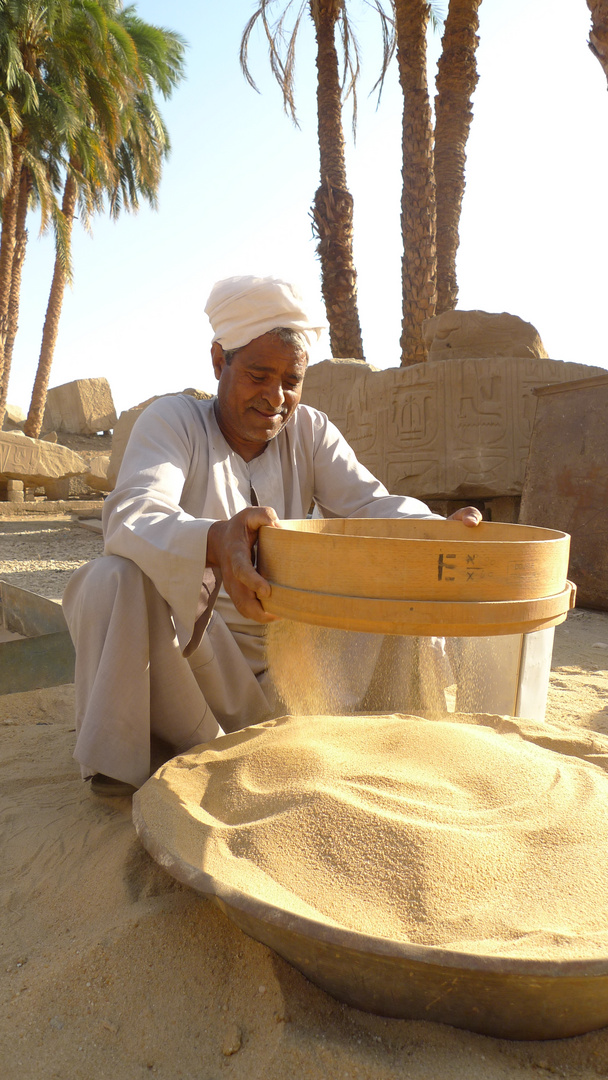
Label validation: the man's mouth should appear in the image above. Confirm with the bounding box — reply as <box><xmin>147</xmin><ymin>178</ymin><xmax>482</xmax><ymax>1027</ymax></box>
<box><xmin>252</xmin><ymin>407</ymin><xmax>285</xmax><ymax>420</ymax></box>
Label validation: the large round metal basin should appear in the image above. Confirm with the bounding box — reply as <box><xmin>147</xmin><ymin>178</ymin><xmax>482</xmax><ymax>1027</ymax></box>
<box><xmin>133</xmin><ymin>713</ymin><xmax>608</xmax><ymax>1041</ymax></box>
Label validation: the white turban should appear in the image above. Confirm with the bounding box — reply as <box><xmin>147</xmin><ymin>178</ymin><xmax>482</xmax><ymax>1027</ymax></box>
<box><xmin>204</xmin><ymin>274</ymin><xmax>326</xmax><ymax>351</ymax></box>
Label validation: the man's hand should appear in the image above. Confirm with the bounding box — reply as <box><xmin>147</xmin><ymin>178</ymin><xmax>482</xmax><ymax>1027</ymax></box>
<box><xmin>447</xmin><ymin>506</ymin><xmax>483</xmax><ymax>527</ymax></box>
<box><xmin>206</xmin><ymin>507</ymin><xmax>281</xmax><ymax>623</ymax></box>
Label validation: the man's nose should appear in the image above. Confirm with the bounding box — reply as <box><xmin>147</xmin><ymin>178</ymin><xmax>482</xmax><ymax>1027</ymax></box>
<box><xmin>263</xmin><ymin>382</ymin><xmax>285</xmax><ymax>410</ymax></box>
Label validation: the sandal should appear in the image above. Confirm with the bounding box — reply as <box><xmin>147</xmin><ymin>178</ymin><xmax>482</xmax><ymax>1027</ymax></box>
<box><xmin>90</xmin><ymin>773</ymin><xmax>137</xmax><ymax>797</ymax></box>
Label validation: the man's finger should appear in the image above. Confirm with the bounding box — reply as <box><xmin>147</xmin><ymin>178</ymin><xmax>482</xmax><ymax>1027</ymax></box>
<box><xmin>244</xmin><ymin>505</ymin><xmax>280</xmax><ymax>540</ymax></box>
<box><xmin>447</xmin><ymin>506</ymin><xmax>483</xmax><ymax>527</ymax></box>
<box><xmin>230</xmin><ymin>580</ymin><xmax>279</xmax><ymax>623</ymax></box>
<box><xmin>460</xmin><ymin>507</ymin><xmax>483</xmax><ymax>527</ymax></box>
<box><xmin>231</xmin><ymin>551</ymin><xmax>271</xmax><ymax>597</ymax></box>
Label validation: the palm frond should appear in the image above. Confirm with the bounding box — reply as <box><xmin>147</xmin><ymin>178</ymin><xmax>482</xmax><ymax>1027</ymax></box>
<box><xmin>240</xmin><ymin>0</ymin><xmax>307</xmax><ymax>126</ymax></box>
<box><xmin>365</xmin><ymin>0</ymin><xmax>396</xmax><ymax>105</ymax></box>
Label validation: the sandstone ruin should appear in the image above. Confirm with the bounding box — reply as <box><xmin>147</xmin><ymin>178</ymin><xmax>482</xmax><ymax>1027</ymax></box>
<box><xmin>2</xmin><ymin>312</ymin><xmax>604</xmax><ymax>514</ymax></box>
<box><xmin>42</xmin><ymin>377</ymin><xmax>117</xmax><ymax>435</ymax></box>
<box><xmin>423</xmin><ymin>310</ymin><xmax>549</xmax><ymax>361</ymax></box>
<box><xmin>0</xmin><ymin>430</ymin><xmax>87</xmax><ymax>501</ymax></box>
<box><xmin>301</xmin><ymin>356</ymin><xmax>604</xmax><ymax>503</ymax></box>
<box><xmin>107</xmin><ymin>389</ymin><xmax>213</xmax><ymax>487</ymax></box>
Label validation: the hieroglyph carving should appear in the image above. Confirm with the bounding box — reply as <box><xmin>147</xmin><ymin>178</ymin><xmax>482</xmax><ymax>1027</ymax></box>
<box><xmin>302</xmin><ymin>358</ymin><xmax>605</xmax><ymax>499</ymax></box>
<box><xmin>0</xmin><ymin>431</ymin><xmax>87</xmax><ymax>484</ymax></box>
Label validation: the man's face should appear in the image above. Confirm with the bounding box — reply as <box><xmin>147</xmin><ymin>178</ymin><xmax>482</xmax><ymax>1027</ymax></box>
<box><xmin>212</xmin><ymin>332</ymin><xmax>308</xmax><ymax>461</ymax></box>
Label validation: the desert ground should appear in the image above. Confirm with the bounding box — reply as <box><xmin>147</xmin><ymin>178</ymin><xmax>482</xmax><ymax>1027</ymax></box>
<box><xmin>1</xmin><ymin>513</ymin><xmax>608</xmax><ymax>1079</ymax></box>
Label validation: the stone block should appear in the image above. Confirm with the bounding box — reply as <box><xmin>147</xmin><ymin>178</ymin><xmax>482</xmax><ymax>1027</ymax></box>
<box><xmin>108</xmin><ymin>389</ymin><xmax>213</xmax><ymax>487</ymax></box>
<box><xmin>43</xmin><ymin>477</ymin><xmax>70</xmax><ymax>500</ymax></box>
<box><xmin>486</xmin><ymin>496</ymin><xmax>521</xmax><ymax>523</ymax></box>
<box><xmin>84</xmin><ymin>454</ymin><xmax>112</xmax><ymax>493</ymax></box>
<box><xmin>107</xmin><ymin>407</ymin><xmax>146</xmax><ymax>488</ymax></box>
<box><xmin>42</xmin><ymin>377</ymin><xmax>117</xmax><ymax>435</ymax></box>
<box><xmin>425</xmin><ymin>498</ymin><xmax>487</xmax><ymax>519</ymax></box>
<box><xmin>301</xmin><ymin>357</ymin><xmax>605</xmax><ymax>500</ymax></box>
<box><xmin>519</xmin><ymin>374</ymin><xmax>608</xmax><ymax>610</ymax></box>
<box><xmin>7</xmin><ymin>479</ymin><xmax>24</xmax><ymax>503</ymax></box>
<box><xmin>0</xmin><ymin>430</ymin><xmax>87</xmax><ymax>485</ymax></box>
<box><xmin>2</xmin><ymin>403</ymin><xmax>25</xmax><ymax>430</ymax></box>
<box><xmin>422</xmin><ymin>310</ymin><xmax>549</xmax><ymax>361</ymax></box>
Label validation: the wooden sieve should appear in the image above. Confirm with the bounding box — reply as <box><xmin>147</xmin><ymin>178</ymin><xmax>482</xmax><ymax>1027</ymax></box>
<box><xmin>257</xmin><ymin>518</ymin><xmax>575</xmax><ymax>636</ymax></box>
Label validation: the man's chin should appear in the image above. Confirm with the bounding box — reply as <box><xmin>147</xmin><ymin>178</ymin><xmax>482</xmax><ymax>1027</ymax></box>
<box><xmin>249</xmin><ymin>414</ymin><xmax>284</xmax><ymax>440</ymax></box>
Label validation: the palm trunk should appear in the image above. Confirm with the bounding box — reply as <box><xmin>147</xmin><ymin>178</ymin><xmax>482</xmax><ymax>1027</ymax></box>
<box><xmin>24</xmin><ymin>172</ymin><xmax>77</xmax><ymax>439</ymax></box>
<box><xmin>587</xmin><ymin>0</ymin><xmax>608</xmax><ymax>85</ymax></box>
<box><xmin>0</xmin><ymin>167</ymin><xmax>31</xmax><ymax>428</ymax></box>
<box><xmin>434</xmin><ymin>0</ymin><xmax>482</xmax><ymax>314</ymax></box>
<box><xmin>393</xmin><ymin>0</ymin><xmax>436</xmax><ymax>365</ymax></box>
<box><xmin>311</xmin><ymin>1</ymin><xmax>365</xmax><ymax>360</ymax></box>
<box><xmin>0</xmin><ymin>145</ymin><xmax>25</xmax><ymax>390</ymax></box>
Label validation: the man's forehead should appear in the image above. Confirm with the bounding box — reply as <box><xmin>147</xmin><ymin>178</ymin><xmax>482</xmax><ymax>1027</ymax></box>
<box><xmin>241</xmin><ymin>354</ymin><xmax>307</xmax><ymax>378</ymax></box>
<box><xmin>234</xmin><ymin>333</ymin><xmax>308</xmax><ymax>364</ymax></box>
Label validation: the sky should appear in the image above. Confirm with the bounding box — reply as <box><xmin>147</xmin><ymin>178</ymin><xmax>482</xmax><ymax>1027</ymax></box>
<box><xmin>6</xmin><ymin>0</ymin><xmax>608</xmax><ymax>417</ymax></box>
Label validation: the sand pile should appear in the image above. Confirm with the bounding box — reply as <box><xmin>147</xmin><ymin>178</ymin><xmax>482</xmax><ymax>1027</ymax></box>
<box><xmin>135</xmin><ymin>712</ymin><xmax>608</xmax><ymax>962</ymax></box>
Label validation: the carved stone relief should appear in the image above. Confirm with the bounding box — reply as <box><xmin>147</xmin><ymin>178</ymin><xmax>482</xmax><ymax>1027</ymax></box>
<box><xmin>302</xmin><ymin>357</ymin><xmax>605</xmax><ymax>499</ymax></box>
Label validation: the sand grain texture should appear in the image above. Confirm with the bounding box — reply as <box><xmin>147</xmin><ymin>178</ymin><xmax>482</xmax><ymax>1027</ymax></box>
<box><xmin>137</xmin><ymin>712</ymin><xmax>608</xmax><ymax>960</ymax></box>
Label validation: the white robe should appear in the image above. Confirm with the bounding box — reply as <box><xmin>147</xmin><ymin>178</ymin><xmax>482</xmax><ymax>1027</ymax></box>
<box><xmin>63</xmin><ymin>395</ymin><xmax>442</xmax><ymax>787</ymax></box>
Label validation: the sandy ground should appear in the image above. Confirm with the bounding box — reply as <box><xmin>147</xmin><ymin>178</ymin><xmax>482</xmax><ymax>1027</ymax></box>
<box><xmin>1</xmin><ymin>515</ymin><xmax>608</xmax><ymax>1078</ymax></box>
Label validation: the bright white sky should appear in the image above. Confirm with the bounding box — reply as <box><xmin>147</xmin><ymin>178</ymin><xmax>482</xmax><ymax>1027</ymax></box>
<box><xmin>7</xmin><ymin>0</ymin><xmax>608</xmax><ymax>416</ymax></box>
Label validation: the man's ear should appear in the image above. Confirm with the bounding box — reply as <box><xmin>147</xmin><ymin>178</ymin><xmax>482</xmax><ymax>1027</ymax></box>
<box><xmin>211</xmin><ymin>341</ymin><xmax>225</xmax><ymax>381</ymax></box>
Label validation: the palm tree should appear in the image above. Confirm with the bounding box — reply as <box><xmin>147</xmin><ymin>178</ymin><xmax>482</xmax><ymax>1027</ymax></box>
<box><xmin>393</xmin><ymin>0</ymin><xmax>482</xmax><ymax>363</ymax></box>
<box><xmin>0</xmin><ymin>60</ymin><xmax>70</xmax><ymax>421</ymax></box>
<box><xmin>0</xmin><ymin>0</ymin><xmax>86</xmax><ymax>423</ymax></box>
<box><xmin>0</xmin><ymin>164</ymin><xmax>31</xmax><ymax>422</ymax></box>
<box><xmin>23</xmin><ymin>3</ymin><xmax>185</xmax><ymax>437</ymax></box>
<box><xmin>434</xmin><ymin>0</ymin><xmax>482</xmax><ymax>314</ymax></box>
<box><xmin>587</xmin><ymin>0</ymin><xmax>608</xmax><ymax>85</ymax></box>
<box><xmin>0</xmin><ymin>1</ymin><xmax>30</xmax><ymax>397</ymax></box>
<box><xmin>241</xmin><ymin>0</ymin><xmax>395</xmax><ymax>360</ymax></box>
<box><xmin>392</xmin><ymin>0</ymin><xmax>436</xmax><ymax>365</ymax></box>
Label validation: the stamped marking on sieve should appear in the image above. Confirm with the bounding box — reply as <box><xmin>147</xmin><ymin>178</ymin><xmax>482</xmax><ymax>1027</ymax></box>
<box><xmin>437</xmin><ymin>552</ymin><xmax>487</xmax><ymax>583</ymax></box>
<box><xmin>508</xmin><ymin>560</ymin><xmax>540</xmax><ymax>583</ymax></box>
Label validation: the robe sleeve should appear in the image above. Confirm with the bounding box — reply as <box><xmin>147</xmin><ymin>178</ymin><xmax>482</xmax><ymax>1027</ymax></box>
<box><xmin>102</xmin><ymin>397</ymin><xmax>220</xmax><ymax>651</ymax></box>
<box><xmin>308</xmin><ymin>409</ymin><xmax>444</xmax><ymax>520</ymax></box>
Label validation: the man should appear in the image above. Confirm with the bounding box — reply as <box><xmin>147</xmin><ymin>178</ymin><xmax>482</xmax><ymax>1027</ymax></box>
<box><xmin>63</xmin><ymin>275</ymin><xmax>481</xmax><ymax>795</ymax></box>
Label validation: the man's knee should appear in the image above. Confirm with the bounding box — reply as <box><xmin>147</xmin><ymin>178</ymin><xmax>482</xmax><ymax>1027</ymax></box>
<box><xmin>63</xmin><ymin>554</ymin><xmax>145</xmax><ymax>626</ymax></box>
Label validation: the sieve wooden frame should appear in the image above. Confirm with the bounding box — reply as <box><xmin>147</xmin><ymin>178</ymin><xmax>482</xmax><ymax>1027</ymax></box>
<box><xmin>257</xmin><ymin>518</ymin><xmax>575</xmax><ymax>637</ymax></box>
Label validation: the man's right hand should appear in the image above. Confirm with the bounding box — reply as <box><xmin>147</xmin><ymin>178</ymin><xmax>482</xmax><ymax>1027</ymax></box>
<box><xmin>206</xmin><ymin>507</ymin><xmax>281</xmax><ymax>623</ymax></box>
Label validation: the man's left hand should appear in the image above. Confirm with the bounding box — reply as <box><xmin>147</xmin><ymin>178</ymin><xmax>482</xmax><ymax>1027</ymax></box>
<box><xmin>447</xmin><ymin>506</ymin><xmax>483</xmax><ymax>527</ymax></box>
